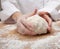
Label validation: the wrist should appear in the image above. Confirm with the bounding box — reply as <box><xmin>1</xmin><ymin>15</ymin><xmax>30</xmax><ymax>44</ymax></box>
<box><xmin>12</xmin><ymin>12</ymin><xmax>22</xmax><ymax>22</ymax></box>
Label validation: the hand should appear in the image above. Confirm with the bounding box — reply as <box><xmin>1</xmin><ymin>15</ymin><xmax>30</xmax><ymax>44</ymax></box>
<box><xmin>17</xmin><ymin>9</ymin><xmax>37</xmax><ymax>35</ymax></box>
<box><xmin>38</xmin><ymin>11</ymin><xmax>52</xmax><ymax>32</ymax></box>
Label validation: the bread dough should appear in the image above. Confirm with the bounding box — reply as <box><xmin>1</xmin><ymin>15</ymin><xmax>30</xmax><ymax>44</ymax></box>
<box><xmin>26</xmin><ymin>15</ymin><xmax>48</xmax><ymax>35</ymax></box>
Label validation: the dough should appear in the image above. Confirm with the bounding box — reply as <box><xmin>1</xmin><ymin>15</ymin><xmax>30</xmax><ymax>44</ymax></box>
<box><xmin>26</xmin><ymin>15</ymin><xmax>48</xmax><ymax>35</ymax></box>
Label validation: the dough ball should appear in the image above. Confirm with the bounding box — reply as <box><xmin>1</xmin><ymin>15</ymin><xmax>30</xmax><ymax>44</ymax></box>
<box><xmin>26</xmin><ymin>15</ymin><xmax>48</xmax><ymax>35</ymax></box>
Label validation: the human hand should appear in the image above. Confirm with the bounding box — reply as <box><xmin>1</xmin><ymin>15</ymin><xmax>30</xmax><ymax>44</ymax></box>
<box><xmin>17</xmin><ymin>9</ymin><xmax>37</xmax><ymax>35</ymax></box>
<box><xmin>38</xmin><ymin>11</ymin><xmax>52</xmax><ymax>32</ymax></box>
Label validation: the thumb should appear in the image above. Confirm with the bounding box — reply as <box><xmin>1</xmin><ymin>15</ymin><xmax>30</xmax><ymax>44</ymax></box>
<box><xmin>28</xmin><ymin>9</ymin><xmax>37</xmax><ymax>16</ymax></box>
<box><xmin>47</xmin><ymin>26</ymin><xmax>51</xmax><ymax>33</ymax></box>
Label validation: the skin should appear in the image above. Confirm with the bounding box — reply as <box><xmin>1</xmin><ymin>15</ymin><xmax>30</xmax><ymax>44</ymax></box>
<box><xmin>38</xmin><ymin>11</ymin><xmax>52</xmax><ymax>31</ymax></box>
<box><xmin>4</xmin><ymin>9</ymin><xmax>52</xmax><ymax>35</ymax></box>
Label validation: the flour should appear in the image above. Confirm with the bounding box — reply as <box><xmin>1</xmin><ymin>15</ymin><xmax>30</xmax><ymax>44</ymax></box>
<box><xmin>52</xmin><ymin>22</ymin><xmax>60</xmax><ymax>32</ymax></box>
<box><xmin>0</xmin><ymin>25</ymin><xmax>17</xmax><ymax>34</ymax></box>
<box><xmin>0</xmin><ymin>38</ymin><xmax>29</xmax><ymax>49</ymax></box>
<box><xmin>31</xmin><ymin>32</ymin><xmax>60</xmax><ymax>49</ymax></box>
<box><xmin>0</xmin><ymin>34</ymin><xmax>60</xmax><ymax>49</ymax></box>
<box><xmin>0</xmin><ymin>21</ymin><xmax>60</xmax><ymax>49</ymax></box>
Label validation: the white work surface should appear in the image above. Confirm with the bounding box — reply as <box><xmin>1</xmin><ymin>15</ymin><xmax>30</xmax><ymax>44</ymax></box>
<box><xmin>0</xmin><ymin>21</ymin><xmax>60</xmax><ymax>49</ymax></box>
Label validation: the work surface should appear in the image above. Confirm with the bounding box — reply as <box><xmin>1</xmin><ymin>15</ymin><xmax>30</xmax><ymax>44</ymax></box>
<box><xmin>0</xmin><ymin>22</ymin><xmax>60</xmax><ymax>49</ymax></box>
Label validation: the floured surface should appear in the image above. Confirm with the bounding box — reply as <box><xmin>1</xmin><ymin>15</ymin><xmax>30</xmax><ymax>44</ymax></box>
<box><xmin>0</xmin><ymin>21</ymin><xmax>60</xmax><ymax>49</ymax></box>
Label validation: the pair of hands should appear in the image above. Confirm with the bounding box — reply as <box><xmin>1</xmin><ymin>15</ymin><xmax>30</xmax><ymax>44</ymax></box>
<box><xmin>17</xmin><ymin>9</ymin><xmax>52</xmax><ymax>35</ymax></box>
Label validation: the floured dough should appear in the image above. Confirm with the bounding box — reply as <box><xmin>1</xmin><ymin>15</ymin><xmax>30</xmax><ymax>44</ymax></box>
<box><xmin>26</xmin><ymin>15</ymin><xmax>48</xmax><ymax>35</ymax></box>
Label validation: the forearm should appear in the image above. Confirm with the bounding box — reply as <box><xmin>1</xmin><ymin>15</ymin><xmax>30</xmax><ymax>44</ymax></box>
<box><xmin>2</xmin><ymin>1</ymin><xmax>22</xmax><ymax>24</ymax></box>
<box><xmin>4</xmin><ymin>12</ymin><xmax>22</xmax><ymax>24</ymax></box>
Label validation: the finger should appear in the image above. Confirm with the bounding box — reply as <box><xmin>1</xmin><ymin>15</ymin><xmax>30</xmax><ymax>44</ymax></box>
<box><xmin>25</xmin><ymin>9</ymin><xmax>38</xmax><ymax>18</ymax></box>
<box><xmin>41</xmin><ymin>14</ymin><xmax>52</xmax><ymax>32</ymax></box>
<box><xmin>47</xmin><ymin>26</ymin><xmax>51</xmax><ymax>32</ymax></box>
<box><xmin>17</xmin><ymin>22</ymin><xmax>33</xmax><ymax>35</ymax></box>
<box><xmin>31</xmin><ymin>9</ymin><xmax>37</xmax><ymax>16</ymax></box>
<box><xmin>38</xmin><ymin>11</ymin><xmax>46</xmax><ymax>16</ymax></box>
<box><xmin>43</xmin><ymin>15</ymin><xmax>52</xmax><ymax>27</ymax></box>
<box><xmin>21</xmin><ymin>19</ymin><xmax>35</xmax><ymax>32</ymax></box>
<box><xmin>29</xmin><ymin>9</ymin><xmax>37</xmax><ymax>16</ymax></box>
<box><xmin>47</xmin><ymin>17</ymin><xmax>52</xmax><ymax>27</ymax></box>
<box><xmin>48</xmin><ymin>19</ymin><xmax>52</xmax><ymax>27</ymax></box>
<box><xmin>44</xmin><ymin>13</ymin><xmax>52</xmax><ymax>27</ymax></box>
